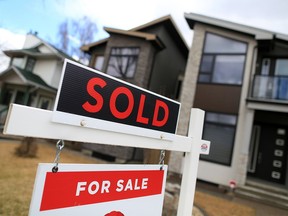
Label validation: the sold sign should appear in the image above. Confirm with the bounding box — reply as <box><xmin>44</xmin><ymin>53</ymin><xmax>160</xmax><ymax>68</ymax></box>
<box><xmin>52</xmin><ymin>59</ymin><xmax>180</xmax><ymax>139</ymax></box>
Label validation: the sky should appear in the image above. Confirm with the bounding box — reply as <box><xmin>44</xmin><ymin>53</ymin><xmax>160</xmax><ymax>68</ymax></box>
<box><xmin>0</xmin><ymin>0</ymin><xmax>288</xmax><ymax>70</ymax></box>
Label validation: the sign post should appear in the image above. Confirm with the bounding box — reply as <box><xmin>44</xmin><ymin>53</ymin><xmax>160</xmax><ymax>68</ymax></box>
<box><xmin>3</xmin><ymin>59</ymin><xmax>210</xmax><ymax>216</ymax></box>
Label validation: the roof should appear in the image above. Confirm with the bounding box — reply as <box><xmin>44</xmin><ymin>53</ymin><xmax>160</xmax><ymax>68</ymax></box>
<box><xmin>0</xmin><ymin>66</ymin><xmax>56</xmax><ymax>92</ymax></box>
<box><xmin>130</xmin><ymin>15</ymin><xmax>188</xmax><ymax>48</ymax></box>
<box><xmin>81</xmin><ymin>38</ymin><xmax>108</xmax><ymax>52</ymax></box>
<box><xmin>3</xmin><ymin>34</ymin><xmax>74</xmax><ymax>60</ymax></box>
<box><xmin>103</xmin><ymin>27</ymin><xmax>165</xmax><ymax>49</ymax></box>
<box><xmin>185</xmin><ymin>13</ymin><xmax>288</xmax><ymax>41</ymax></box>
<box><xmin>81</xmin><ymin>15</ymin><xmax>188</xmax><ymax>55</ymax></box>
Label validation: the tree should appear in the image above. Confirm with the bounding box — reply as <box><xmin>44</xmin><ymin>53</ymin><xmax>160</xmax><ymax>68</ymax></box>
<box><xmin>57</xmin><ymin>20</ymin><xmax>69</xmax><ymax>54</ymax></box>
<box><xmin>56</xmin><ymin>16</ymin><xmax>97</xmax><ymax>63</ymax></box>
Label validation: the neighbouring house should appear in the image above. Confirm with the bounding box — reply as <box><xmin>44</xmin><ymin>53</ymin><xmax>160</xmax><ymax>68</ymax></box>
<box><xmin>81</xmin><ymin>15</ymin><xmax>188</xmax><ymax>162</ymax></box>
<box><xmin>170</xmin><ymin>13</ymin><xmax>288</xmax><ymax>207</ymax></box>
<box><xmin>0</xmin><ymin>33</ymin><xmax>73</xmax><ymax>128</ymax></box>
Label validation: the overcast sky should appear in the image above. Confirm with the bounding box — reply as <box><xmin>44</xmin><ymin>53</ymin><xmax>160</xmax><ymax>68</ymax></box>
<box><xmin>0</xmin><ymin>0</ymin><xmax>288</xmax><ymax>70</ymax></box>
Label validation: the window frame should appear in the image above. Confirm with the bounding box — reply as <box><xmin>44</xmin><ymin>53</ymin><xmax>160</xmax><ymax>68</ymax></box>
<box><xmin>198</xmin><ymin>32</ymin><xmax>248</xmax><ymax>86</ymax></box>
<box><xmin>106</xmin><ymin>47</ymin><xmax>140</xmax><ymax>79</ymax></box>
<box><xmin>25</xmin><ymin>57</ymin><xmax>36</xmax><ymax>72</ymax></box>
<box><xmin>275</xmin><ymin>58</ymin><xmax>288</xmax><ymax>76</ymax></box>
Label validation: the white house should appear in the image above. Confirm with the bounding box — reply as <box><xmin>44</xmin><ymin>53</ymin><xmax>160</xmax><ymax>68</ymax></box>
<box><xmin>0</xmin><ymin>33</ymin><xmax>73</xmax><ymax>127</ymax></box>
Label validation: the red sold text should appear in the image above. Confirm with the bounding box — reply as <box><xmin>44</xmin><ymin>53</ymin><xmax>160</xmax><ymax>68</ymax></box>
<box><xmin>82</xmin><ymin>77</ymin><xmax>169</xmax><ymax>127</ymax></box>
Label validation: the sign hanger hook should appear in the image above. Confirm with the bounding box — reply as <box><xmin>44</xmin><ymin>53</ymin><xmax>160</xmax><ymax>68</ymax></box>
<box><xmin>52</xmin><ymin>140</ymin><xmax>65</xmax><ymax>173</ymax></box>
<box><xmin>159</xmin><ymin>149</ymin><xmax>165</xmax><ymax>170</ymax></box>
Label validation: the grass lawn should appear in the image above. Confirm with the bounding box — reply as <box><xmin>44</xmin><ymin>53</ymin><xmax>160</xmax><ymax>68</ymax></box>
<box><xmin>0</xmin><ymin>139</ymin><xmax>103</xmax><ymax>216</ymax></box>
<box><xmin>0</xmin><ymin>139</ymin><xmax>256</xmax><ymax>216</ymax></box>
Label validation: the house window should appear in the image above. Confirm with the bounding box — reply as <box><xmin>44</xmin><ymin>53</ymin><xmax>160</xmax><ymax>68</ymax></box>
<box><xmin>275</xmin><ymin>59</ymin><xmax>288</xmax><ymax>76</ymax></box>
<box><xmin>94</xmin><ymin>55</ymin><xmax>104</xmax><ymax>71</ymax></box>
<box><xmin>25</xmin><ymin>57</ymin><xmax>36</xmax><ymax>72</ymax></box>
<box><xmin>2</xmin><ymin>89</ymin><xmax>13</xmax><ymax>105</ymax></box>
<box><xmin>200</xmin><ymin>112</ymin><xmax>237</xmax><ymax>166</ymax></box>
<box><xmin>198</xmin><ymin>33</ymin><xmax>247</xmax><ymax>85</ymax></box>
<box><xmin>38</xmin><ymin>96</ymin><xmax>53</xmax><ymax>110</ymax></box>
<box><xmin>261</xmin><ymin>58</ymin><xmax>270</xmax><ymax>75</ymax></box>
<box><xmin>14</xmin><ymin>91</ymin><xmax>25</xmax><ymax>105</ymax></box>
<box><xmin>106</xmin><ymin>47</ymin><xmax>140</xmax><ymax>78</ymax></box>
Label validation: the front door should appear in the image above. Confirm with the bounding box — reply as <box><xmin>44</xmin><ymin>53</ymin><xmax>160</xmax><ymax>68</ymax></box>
<box><xmin>248</xmin><ymin>124</ymin><xmax>288</xmax><ymax>185</ymax></box>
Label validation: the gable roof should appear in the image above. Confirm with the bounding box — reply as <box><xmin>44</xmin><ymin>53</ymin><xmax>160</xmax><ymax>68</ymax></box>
<box><xmin>81</xmin><ymin>15</ymin><xmax>188</xmax><ymax>55</ymax></box>
<box><xmin>130</xmin><ymin>15</ymin><xmax>188</xmax><ymax>50</ymax></box>
<box><xmin>0</xmin><ymin>66</ymin><xmax>56</xmax><ymax>92</ymax></box>
<box><xmin>185</xmin><ymin>12</ymin><xmax>288</xmax><ymax>41</ymax></box>
<box><xmin>103</xmin><ymin>27</ymin><xmax>165</xmax><ymax>49</ymax></box>
<box><xmin>3</xmin><ymin>34</ymin><xmax>74</xmax><ymax>60</ymax></box>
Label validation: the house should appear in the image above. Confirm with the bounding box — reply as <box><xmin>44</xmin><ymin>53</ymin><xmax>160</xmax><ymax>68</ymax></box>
<box><xmin>0</xmin><ymin>33</ymin><xmax>73</xmax><ymax>127</ymax></box>
<box><xmin>170</xmin><ymin>13</ymin><xmax>288</xmax><ymax>206</ymax></box>
<box><xmin>81</xmin><ymin>15</ymin><xmax>188</xmax><ymax>162</ymax></box>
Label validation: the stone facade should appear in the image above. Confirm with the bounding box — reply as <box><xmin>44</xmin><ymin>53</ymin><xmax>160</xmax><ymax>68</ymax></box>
<box><xmin>169</xmin><ymin>24</ymin><xmax>205</xmax><ymax>173</ymax></box>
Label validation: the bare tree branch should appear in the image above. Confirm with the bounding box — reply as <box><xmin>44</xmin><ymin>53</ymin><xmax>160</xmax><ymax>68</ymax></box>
<box><xmin>56</xmin><ymin>16</ymin><xmax>97</xmax><ymax>63</ymax></box>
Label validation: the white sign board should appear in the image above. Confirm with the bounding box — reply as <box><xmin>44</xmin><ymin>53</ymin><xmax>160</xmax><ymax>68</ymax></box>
<box><xmin>29</xmin><ymin>163</ymin><xmax>167</xmax><ymax>216</ymax></box>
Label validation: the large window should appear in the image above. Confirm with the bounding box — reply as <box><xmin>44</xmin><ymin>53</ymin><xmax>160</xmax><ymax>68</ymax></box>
<box><xmin>198</xmin><ymin>33</ymin><xmax>247</xmax><ymax>85</ymax></box>
<box><xmin>201</xmin><ymin>112</ymin><xmax>237</xmax><ymax>166</ymax></box>
<box><xmin>106</xmin><ymin>47</ymin><xmax>140</xmax><ymax>79</ymax></box>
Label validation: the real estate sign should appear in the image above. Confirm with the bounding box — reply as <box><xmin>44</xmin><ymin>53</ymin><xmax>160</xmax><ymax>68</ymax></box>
<box><xmin>29</xmin><ymin>164</ymin><xmax>167</xmax><ymax>216</ymax></box>
<box><xmin>52</xmin><ymin>59</ymin><xmax>180</xmax><ymax>140</ymax></box>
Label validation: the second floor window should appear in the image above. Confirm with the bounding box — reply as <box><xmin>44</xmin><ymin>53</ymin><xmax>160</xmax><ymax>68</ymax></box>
<box><xmin>106</xmin><ymin>47</ymin><xmax>140</xmax><ymax>79</ymax></box>
<box><xmin>275</xmin><ymin>59</ymin><xmax>288</xmax><ymax>76</ymax></box>
<box><xmin>25</xmin><ymin>57</ymin><xmax>36</xmax><ymax>72</ymax></box>
<box><xmin>198</xmin><ymin>33</ymin><xmax>247</xmax><ymax>85</ymax></box>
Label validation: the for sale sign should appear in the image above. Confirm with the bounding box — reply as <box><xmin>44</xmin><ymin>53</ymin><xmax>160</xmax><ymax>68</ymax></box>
<box><xmin>52</xmin><ymin>59</ymin><xmax>180</xmax><ymax>140</ymax></box>
<box><xmin>29</xmin><ymin>164</ymin><xmax>167</xmax><ymax>216</ymax></box>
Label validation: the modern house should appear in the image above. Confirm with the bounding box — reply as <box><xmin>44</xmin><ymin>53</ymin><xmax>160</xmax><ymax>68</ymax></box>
<box><xmin>81</xmin><ymin>15</ymin><xmax>188</xmax><ymax>162</ymax></box>
<box><xmin>170</xmin><ymin>13</ymin><xmax>288</xmax><ymax>206</ymax></box>
<box><xmin>0</xmin><ymin>33</ymin><xmax>72</xmax><ymax>128</ymax></box>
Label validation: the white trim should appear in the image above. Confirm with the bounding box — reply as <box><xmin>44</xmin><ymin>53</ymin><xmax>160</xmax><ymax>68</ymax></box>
<box><xmin>184</xmin><ymin>13</ymin><xmax>287</xmax><ymax>41</ymax></box>
<box><xmin>247</xmin><ymin>101</ymin><xmax>288</xmax><ymax>113</ymax></box>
